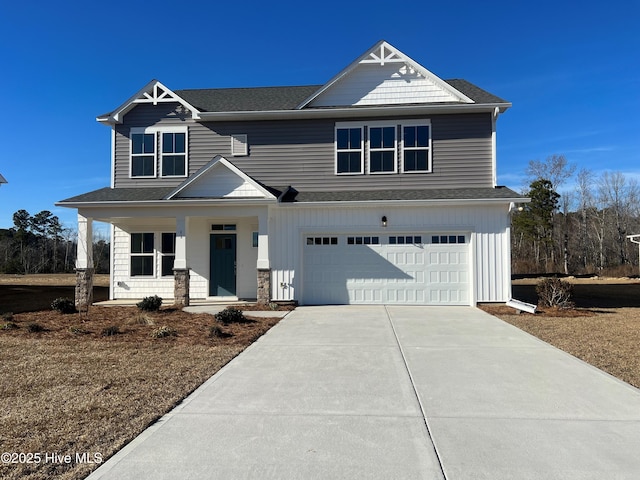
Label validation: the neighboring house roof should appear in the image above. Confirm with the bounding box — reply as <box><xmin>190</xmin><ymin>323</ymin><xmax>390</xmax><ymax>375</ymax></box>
<box><xmin>0</xmin><ymin>173</ymin><xmax>6</xmax><ymax>184</ymax></box>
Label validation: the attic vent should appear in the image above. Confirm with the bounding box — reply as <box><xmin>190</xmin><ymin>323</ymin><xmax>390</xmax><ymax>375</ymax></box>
<box><xmin>231</xmin><ymin>134</ymin><xmax>248</xmax><ymax>156</ymax></box>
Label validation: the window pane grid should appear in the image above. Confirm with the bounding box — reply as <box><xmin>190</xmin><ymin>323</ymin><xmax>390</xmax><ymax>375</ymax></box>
<box><xmin>336</xmin><ymin>127</ymin><xmax>363</xmax><ymax>174</ymax></box>
<box><xmin>369</xmin><ymin>126</ymin><xmax>396</xmax><ymax>173</ymax></box>
<box><xmin>403</xmin><ymin>125</ymin><xmax>430</xmax><ymax>172</ymax></box>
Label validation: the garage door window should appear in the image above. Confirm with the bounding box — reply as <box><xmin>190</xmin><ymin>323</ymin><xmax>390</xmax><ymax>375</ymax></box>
<box><xmin>306</xmin><ymin>236</ymin><xmax>338</xmax><ymax>246</ymax></box>
<box><xmin>432</xmin><ymin>235</ymin><xmax>466</xmax><ymax>244</ymax></box>
<box><xmin>347</xmin><ymin>236</ymin><xmax>380</xmax><ymax>245</ymax></box>
<box><xmin>389</xmin><ymin>235</ymin><xmax>422</xmax><ymax>245</ymax></box>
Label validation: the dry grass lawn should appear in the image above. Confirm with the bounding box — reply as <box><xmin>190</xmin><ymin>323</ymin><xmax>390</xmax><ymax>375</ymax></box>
<box><xmin>0</xmin><ymin>302</ymin><xmax>282</xmax><ymax>480</ymax></box>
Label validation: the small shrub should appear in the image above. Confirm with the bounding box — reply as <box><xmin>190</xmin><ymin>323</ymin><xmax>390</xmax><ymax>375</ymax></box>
<box><xmin>269</xmin><ymin>302</ymin><xmax>279</xmax><ymax>311</ymax></box>
<box><xmin>101</xmin><ymin>325</ymin><xmax>120</xmax><ymax>337</ymax></box>
<box><xmin>214</xmin><ymin>307</ymin><xmax>246</xmax><ymax>324</ymax></box>
<box><xmin>209</xmin><ymin>324</ymin><xmax>225</xmax><ymax>338</ymax></box>
<box><xmin>69</xmin><ymin>325</ymin><xmax>89</xmax><ymax>335</ymax></box>
<box><xmin>128</xmin><ymin>313</ymin><xmax>155</xmax><ymax>326</ymax></box>
<box><xmin>151</xmin><ymin>325</ymin><xmax>177</xmax><ymax>338</ymax></box>
<box><xmin>51</xmin><ymin>297</ymin><xmax>77</xmax><ymax>314</ymax></box>
<box><xmin>2</xmin><ymin>322</ymin><xmax>18</xmax><ymax>330</ymax></box>
<box><xmin>536</xmin><ymin>278</ymin><xmax>574</xmax><ymax>309</ymax></box>
<box><xmin>26</xmin><ymin>323</ymin><xmax>44</xmax><ymax>333</ymax></box>
<box><xmin>137</xmin><ymin>295</ymin><xmax>163</xmax><ymax>312</ymax></box>
<box><xmin>2</xmin><ymin>312</ymin><xmax>14</xmax><ymax>322</ymax></box>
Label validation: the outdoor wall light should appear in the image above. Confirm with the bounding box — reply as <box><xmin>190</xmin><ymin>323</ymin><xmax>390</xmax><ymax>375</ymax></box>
<box><xmin>381</xmin><ymin>216</ymin><xmax>387</xmax><ymax>227</ymax></box>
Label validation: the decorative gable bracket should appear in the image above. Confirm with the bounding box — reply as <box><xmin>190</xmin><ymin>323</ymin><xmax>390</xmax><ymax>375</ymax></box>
<box><xmin>97</xmin><ymin>80</ymin><xmax>201</xmax><ymax>125</ymax></box>
<box><xmin>360</xmin><ymin>42</ymin><xmax>405</xmax><ymax>65</ymax></box>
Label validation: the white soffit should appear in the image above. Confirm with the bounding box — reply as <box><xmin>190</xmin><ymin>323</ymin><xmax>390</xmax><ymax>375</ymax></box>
<box><xmin>165</xmin><ymin>156</ymin><xmax>275</xmax><ymax>200</ymax></box>
<box><xmin>299</xmin><ymin>41</ymin><xmax>474</xmax><ymax>108</ymax></box>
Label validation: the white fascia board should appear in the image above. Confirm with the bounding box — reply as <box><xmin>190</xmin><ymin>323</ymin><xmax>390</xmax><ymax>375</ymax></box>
<box><xmin>197</xmin><ymin>102</ymin><xmax>511</xmax><ymax>122</ymax></box>
<box><xmin>55</xmin><ymin>198</ymin><xmax>277</xmax><ymax>209</ymax></box>
<box><xmin>97</xmin><ymin>79</ymin><xmax>201</xmax><ymax>125</ymax></box>
<box><xmin>278</xmin><ymin>197</ymin><xmax>529</xmax><ymax>208</ymax></box>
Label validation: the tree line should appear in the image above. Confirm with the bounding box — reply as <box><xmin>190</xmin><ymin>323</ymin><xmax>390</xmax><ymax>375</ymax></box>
<box><xmin>0</xmin><ymin>210</ymin><xmax>109</xmax><ymax>274</ymax></box>
<box><xmin>512</xmin><ymin>155</ymin><xmax>640</xmax><ymax>276</ymax></box>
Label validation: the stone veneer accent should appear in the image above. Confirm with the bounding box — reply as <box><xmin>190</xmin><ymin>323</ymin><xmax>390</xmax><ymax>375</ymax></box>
<box><xmin>257</xmin><ymin>269</ymin><xmax>271</xmax><ymax>305</ymax></box>
<box><xmin>173</xmin><ymin>268</ymin><xmax>190</xmax><ymax>306</ymax></box>
<box><xmin>75</xmin><ymin>268</ymin><xmax>94</xmax><ymax>310</ymax></box>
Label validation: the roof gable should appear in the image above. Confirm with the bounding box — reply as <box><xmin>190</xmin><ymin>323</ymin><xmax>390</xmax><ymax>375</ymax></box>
<box><xmin>166</xmin><ymin>156</ymin><xmax>276</xmax><ymax>200</ymax></box>
<box><xmin>97</xmin><ymin>80</ymin><xmax>201</xmax><ymax>125</ymax></box>
<box><xmin>299</xmin><ymin>41</ymin><xmax>474</xmax><ymax>108</ymax></box>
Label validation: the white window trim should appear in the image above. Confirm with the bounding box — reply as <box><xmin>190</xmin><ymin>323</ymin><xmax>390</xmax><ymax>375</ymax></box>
<box><xmin>130</xmin><ymin>126</ymin><xmax>189</xmax><ymax>179</ymax></box>
<box><xmin>160</xmin><ymin>232</ymin><xmax>176</xmax><ymax>277</ymax></box>
<box><xmin>160</xmin><ymin>130</ymin><xmax>188</xmax><ymax>178</ymax></box>
<box><xmin>400</xmin><ymin>120</ymin><xmax>432</xmax><ymax>174</ymax></box>
<box><xmin>367</xmin><ymin>122</ymin><xmax>398</xmax><ymax>175</ymax></box>
<box><xmin>130</xmin><ymin>129</ymin><xmax>157</xmax><ymax>179</ymax></box>
<box><xmin>130</xmin><ymin>232</ymin><xmax>155</xmax><ymax>277</ymax></box>
<box><xmin>335</xmin><ymin>123</ymin><xmax>364</xmax><ymax>175</ymax></box>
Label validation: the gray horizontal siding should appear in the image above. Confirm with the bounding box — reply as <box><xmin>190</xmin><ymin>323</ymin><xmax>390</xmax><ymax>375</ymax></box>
<box><xmin>114</xmin><ymin>103</ymin><xmax>493</xmax><ymax>190</ymax></box>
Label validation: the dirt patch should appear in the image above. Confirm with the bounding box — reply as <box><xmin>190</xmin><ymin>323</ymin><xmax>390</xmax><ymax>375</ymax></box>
<box><xmin>0</xmin><ymin>306</ymin><xmax>282</xmax><ymax>480</ymax></box>
<box><xmin>0</xmin><ymin>275</ymin><xmax>111</xmax><ymax>314</ymax></box>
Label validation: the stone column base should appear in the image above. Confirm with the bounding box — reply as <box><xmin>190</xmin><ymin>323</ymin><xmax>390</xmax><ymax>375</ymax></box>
<box><xmin>75</xmin><ymin>268</ymin><xmax>94</xmax><ymax>311</ymax></box>
<box><xmin>257</xmin><ymin>269</ymin><xmax>271</xmax><ymax>305</ymax></box>
<box><xmin>174</xmin><ymin>268</ymin><xmax>190</xmax><ymax>307</ymax></box>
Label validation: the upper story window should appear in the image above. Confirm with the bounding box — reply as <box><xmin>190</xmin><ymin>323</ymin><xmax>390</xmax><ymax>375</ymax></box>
<box><xmin>369</xmin><ymin>125</ymin><xmax>397</xmax><ymax>173</ymax></box>
<box><xmin>336</xmin><ymin>126</ymin><xmax>363</xmax><ymax>174</ymax></box>
<box><xmin>161</xmin><ymin>133</ymin><xmax>186</xmax><ymax>177</ymax></box>
<box><xmin>131</xmin><ymin>133</ymin><xmax>156</xmax><ymax>177</ymax></box>
<box><xmin>130</xmin><ymin>127</ymin><xmax>188</xmax><ymax>178</ymax></box>
<box><xmin>402</xmin><ymin>123</ymin><xmax>431</xmax><ymax>173</ymax></box>
<box><xmin>335</xmin><ymin>120</ymin><xmax>431</xmax><ymax>175</ymax></box>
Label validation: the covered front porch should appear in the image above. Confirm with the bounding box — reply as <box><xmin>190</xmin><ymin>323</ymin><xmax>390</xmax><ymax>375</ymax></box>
<box><xmin>74</xmin><ymin>204</ymin><xmax>273</xmax><ymax>309</ymax></box>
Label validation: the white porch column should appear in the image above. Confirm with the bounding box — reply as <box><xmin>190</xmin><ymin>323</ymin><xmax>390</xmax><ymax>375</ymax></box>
<box><xmin>257</xmin><ymin>209</ymin><xmax>270</xmax><ymax>269</ymax></box>
<box><xmin>256</xmin><ymin>209</ymin><xmax>271</xmax><ymax>304</ymax></box>
<box><xmin>75</xmin><ymin>213</ymin><xmax>94</xmax><ymax>310</ymax></box>
<box><xmin>174</xmin><ymin>215</ymin><xmax>188</xmax><ymax>269</ymax></box>
<box><xmin>173</xmin><ymin>215</ymin><xmax>190</xmax><ymax>306</ymax></box>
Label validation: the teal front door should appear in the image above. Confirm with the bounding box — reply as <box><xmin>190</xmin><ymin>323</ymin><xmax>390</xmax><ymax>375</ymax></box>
<box><xmin>210</xmin><ymin>234</ymin><xmax>236</xmax><ymax>296</ymax></box>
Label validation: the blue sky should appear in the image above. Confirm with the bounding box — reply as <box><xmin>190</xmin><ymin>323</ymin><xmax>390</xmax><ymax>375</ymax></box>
<box><xmin>1</xmin><ymin>0</ymin><xmax>638</xmax><ymax>233</ymax></box>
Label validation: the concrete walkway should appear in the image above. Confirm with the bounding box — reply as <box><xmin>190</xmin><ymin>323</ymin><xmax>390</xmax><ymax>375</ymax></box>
<box><xmin>87</xmin><ymin>306</ymin><xmax>640</xmax><ymax>479</ymax></box>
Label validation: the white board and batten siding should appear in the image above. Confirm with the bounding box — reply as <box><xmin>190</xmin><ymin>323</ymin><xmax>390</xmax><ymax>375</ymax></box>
<box><xmin>269</xmin><ymin>203</ymin><xmax>510</xmax><ymax>305</ymax></box>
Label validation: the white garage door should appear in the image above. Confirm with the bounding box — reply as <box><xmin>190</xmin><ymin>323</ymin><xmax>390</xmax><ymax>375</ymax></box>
<box><xmin>302</xmin><ymin>234</ymin><xmax>470</xmax><ymax>305</ymax></box>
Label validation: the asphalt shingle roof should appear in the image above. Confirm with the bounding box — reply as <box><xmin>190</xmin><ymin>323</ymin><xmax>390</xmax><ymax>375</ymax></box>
<box><xmin>58</xmin><ymin>186</ymin><xmax>523</xmax><ymax>204</ymax></box>
<box><xmin>174</xmin><ymin>80</ymin><xmax>507</xmax><ymax>113</ymax></box>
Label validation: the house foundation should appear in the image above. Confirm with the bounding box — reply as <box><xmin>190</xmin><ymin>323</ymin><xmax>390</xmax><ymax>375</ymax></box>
<box><xmin>75</xmin><ymin>268</ymin><xmax>94</xmax><ymax>310</ymax></box>
<box><xmin>174</xmin><ymin>268</ymin><xmax>190</xmax><ymax>306</ymax></box>
<box><xmin>257</xmin><ymin>268</ymin><xmax>271</xmax><ymax>305</ymax></box>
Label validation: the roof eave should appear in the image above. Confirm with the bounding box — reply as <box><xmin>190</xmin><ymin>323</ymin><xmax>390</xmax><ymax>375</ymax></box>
<box><xmin>56</xmin><ymin>198</ymin><xmax>278</xmax><ymax>209</ymax></box>
<box><xmin>196</xmin><ymin>102</ymin><xmax>511</xmax><ymax>122</ymax></box>
<box><xmin>280</xmin><ymin>197</ymin><xmax>528</xmax><ymax>207</ymax></box>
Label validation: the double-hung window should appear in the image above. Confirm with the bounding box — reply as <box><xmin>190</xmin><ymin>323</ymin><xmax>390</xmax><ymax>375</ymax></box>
<box><xmin>131</xmin><ymin>133</ymin><xmax>156</xmax><ymax>177</ymax></box>
<box><xmin>161</xmin><ymin>233</ymin><xmax>176</xmax><ymax>276</ymax></box>
<box><xmin>402</xmin><ymin>122</ymin><xmax>431</xmax><ymax>173</ymax></box>
<box><xmin>161</xmin><ymin>133</ymin><xmax>186</xmax><ymax>176</ymax></box>
<box><xmin>131</xmin><ymin>233</ymin><xmax>154</xmax><ymax>276</ymax></box>
<box><xmin>369</xmin><ymin>125</ymin><xmax>397</xmax><ymax>173</ymax></box>
<box><xmin>336</xmin><ymin>126</ymin><xmax>363</xmax><ymax>174</ymax></box>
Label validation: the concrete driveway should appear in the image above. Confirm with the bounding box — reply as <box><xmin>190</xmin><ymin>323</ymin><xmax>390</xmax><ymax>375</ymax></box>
<box><xmin>87</xmin><ymin>306</ymin><xmax>640</xmax><ymax>479</ymax></box>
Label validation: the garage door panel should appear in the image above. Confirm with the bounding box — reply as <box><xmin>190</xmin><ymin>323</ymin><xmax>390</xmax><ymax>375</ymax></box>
<box><xmin>303</xmin><ymin>234</ymin><xmax>470</xmax><ymax>305</ymax></box>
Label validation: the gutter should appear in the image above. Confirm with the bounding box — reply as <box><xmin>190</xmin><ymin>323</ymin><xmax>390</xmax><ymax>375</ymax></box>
<box><xmin>278</xmin><ymin>197</ymin><xmax>528</xmax><ymax>208</ymax></box>
<box><xmin>55</xmin><ymin>198</ymin><xmax>278</xmax><ymax>209</ymax></box>
<box><xmin>195</xmin><ymin>102</ymin><xmax>511</xmax><ymax>122</ymax></box>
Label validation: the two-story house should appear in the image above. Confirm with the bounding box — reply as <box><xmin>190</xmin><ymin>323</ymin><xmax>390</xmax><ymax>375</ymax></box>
<box><xmin>58</xmin><ymin>41</ymin><xmax>524</xmax><ymax>308</ymax></box>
